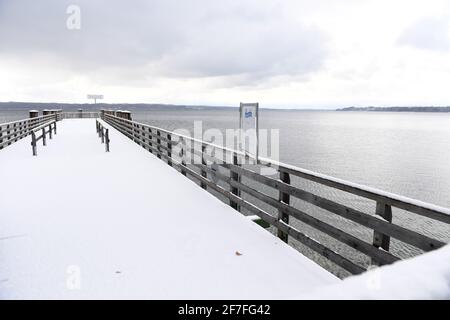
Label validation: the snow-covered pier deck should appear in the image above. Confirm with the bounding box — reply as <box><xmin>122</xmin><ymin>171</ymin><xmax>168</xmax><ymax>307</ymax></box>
<box><xmin>1</xmin><ymin>112</ymin><xmax>450</xmax><ymax>300</ymax></box>
<box><xmin>0</xmin><ymin>119</ymin><xmax>337</xmax><ymax>299</ymax></box>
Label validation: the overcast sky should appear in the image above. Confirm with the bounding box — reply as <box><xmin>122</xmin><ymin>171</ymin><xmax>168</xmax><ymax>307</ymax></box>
<box><xmin>1</xmin><ymin>0</ymin><xmax>450</xmax><ymax>108</ymax></box>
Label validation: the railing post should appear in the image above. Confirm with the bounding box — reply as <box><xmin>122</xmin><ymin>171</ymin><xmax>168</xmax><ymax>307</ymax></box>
<box><xmin>156</xmin><ymin>130</ymin><xmax>162</xmax><ymax>159</ymax></box>
<box><xmin>167</xmin><ymin>133</ymin><xmax>172</xmax><ymax>167</ymax></box>
<box><xmin>122</xmin><ymin>110</ymin><xmax>132</xmax><ymax>121</ymax></box>
<box><xmin>0</xmin><ymin>124</ymin><xmax>3</xmax><ymax>150</ymax></box>
<box><xmin>277</xmin><ymin>169</ymin><xmax>290</xmax><ymax>243</ymax></box>
<box><xmin>141</xmin><ymin>125</ymin><xmax>147</xmax><ymax>150</ymax></box>
<box><xmin>105</xmin><ymin>129</ymin><xmax>110</xmax><ymax>152</ymax></box>
<box><xmin>372</xmin><ymin>202</ymin><xmax>393</xmax><ymax>265</ymax></box>
<box><xmin>200</xmin><ymin>144</ymin><xmax>207</xmax><ymax>189</ymax></box>
<box><xmin>31</xmin><ymin>131</ymin><xmax>37</xmax><ymax>156</ymax></box>
<box><xmin>138</xmin><ymin>125</ymin><xmax>143</xmax><ymax>147</ymax></box>
<box><xmin>22</xmin><ymin>121</ymin><xmax>27</xmax><ymax>139</ymax></box>
<box><xmin>29</xmin><ymin>110</ymin><xmax>39</xmax><ymax>119</ymax></box>
<box><xmin>42</xmin><ymin>128</ymin><xmax>46</xmax><ymax>146</ymax></box>
<box><xmin>133</xmin><ymin>123</ymin><xmax>137</xmax><ymax>143</ymax></box>
<box><xmin>148</xmin><ymin>128</ymin><xmax>153</xmax><ymax>154</ymax></box>
<box><xmin>13</xmin><ymin>122</ymin><xmax>17</xmax><ymax>142</ymax></box>
<box><xmin>6</xmin><ymin>124</ymin><xmax>10</xmax><ymax>146</ymax></box>
<box><xmin>230</xmin><ymin>153</ymin><xmax>241</xmax><ymax>211</ymax></box>
<box><xmin>180</xmin><ymin>137</ymin><xmax>187</xmax><ymax>176</ymax></box>
<box><xmin>101</xmin><ymin>127</ymin><xmax>105</xmax><ymax>143</ymax></box>
<box><xmin>48</xmin><ymin>123</ymin><xmax>52</xmax><ymax>139</ymax></box>
<box><xmin>54</xmin><ymin>121</ymin><xmax>57</xmax><ymax>135</ymax></box>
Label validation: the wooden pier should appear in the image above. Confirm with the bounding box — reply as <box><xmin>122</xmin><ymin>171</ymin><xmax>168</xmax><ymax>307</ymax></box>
<box><xmin>1</xmin><ymin>109</ymin><xmax>449</xmax><ymax>299</ymax></box>
<box><xmin>101</xmin><ymin>110</ymin><xmax>450</xmax><ymax>275</ymax></box>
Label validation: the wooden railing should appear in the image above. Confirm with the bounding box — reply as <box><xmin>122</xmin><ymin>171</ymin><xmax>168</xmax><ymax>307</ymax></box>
<box><xmin>102</xmin><ymin>112</ymin><xmax>450</xmax><ymax>277</ymax></box>
<box><xmin>0</xmin><ymin>111</ymin><xmax>98</xmax><ymax>151</ymax></box>
<box><xmin>0</xmin><ymin>114</ymin><xmax>57</xmax><ymax>150</ymax></box>
<box><xmin>96</xmin><ymin>119</ymin><xmax>110</xmax><ymax>152</ymax></box>
<box><xmin>31</xmin><ymin>120</ymin><xmax>57</xmax><ymax>156</ymax></box>
<box><xmin>62</xmin><ymin>112</ymin><xmax>99</xmax><ymax>119</ymax></box>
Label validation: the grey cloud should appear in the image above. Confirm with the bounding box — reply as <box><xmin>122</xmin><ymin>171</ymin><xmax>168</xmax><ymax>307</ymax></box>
<box><xmin>398</xmin><ymin>17</ymin><xmax>450</xmax><ymax>52</ymax></box>
<box><xmin>0</xmin><ymin>0</ymin><xmax>328</xmax><ymax>84</ymax></box>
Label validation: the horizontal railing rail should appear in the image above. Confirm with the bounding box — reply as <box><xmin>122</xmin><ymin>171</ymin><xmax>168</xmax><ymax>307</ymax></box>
<box><xmin>102</xmin><ymin>111</ymin><xmax>450</xmax><ymax>277</ymax></box>
<box><xmin>62</xmin><ymin>112</ymin><xmax>100</xmax><ymax>119</ymax></box>
<box><xmin>0</xmin><ymin>114</ymin><xmax>57</xmax><ymax>150</ymax></box>
<box><xmin>96</xmin><ymin>119</ymin><xmax>110</xmax><ymax>152</ymax></box>
<box><xmin>31</xmin><ymin>120</ymin><xmax>57</xmax><ymax>156</ymax></box>
<box><xmin>0</xmin><ymin>111</ymin><xmax>98</xmax><ymax>151</ymax></box>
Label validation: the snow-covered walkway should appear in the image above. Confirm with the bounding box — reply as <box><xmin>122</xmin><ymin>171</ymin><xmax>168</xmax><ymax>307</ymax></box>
<box><xmin>0</xmin><ymin>119</ymin><xmax>337</xmax><ymax>299</ymax></box>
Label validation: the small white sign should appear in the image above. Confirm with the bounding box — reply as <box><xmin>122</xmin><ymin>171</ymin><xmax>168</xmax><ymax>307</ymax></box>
<box><xmin>239</xmin><ymin>102</ymin><xmax>259</xmax><ymax>160</ymax></box>
<box><xmin>87</xmin><ymin>94</ymin><xmax>103</xmax><ymax>100</ymax></box>
<box><xmin>87</xmin><ymin>94</ymin><xmax>104</xmax><ymax>104</ymax></box>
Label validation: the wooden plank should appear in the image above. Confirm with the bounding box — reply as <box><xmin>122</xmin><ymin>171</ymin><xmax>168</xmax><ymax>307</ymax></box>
<box><xmin>0</xmin><ymin>124</ymin><xmax>3</xmax><ymax>150</ymax></box>
<box><xmin>230</xmin><ymin>153</ymin><xmax>241</xmax><ymax>211</ymax></box>
<box><xmin>202</xmin><ymin>163</ymin><xmax>399</xmax><ymax>265</ymax></box>
<box><xmin>278</xmin><ymin>169</ymin><xmax>290</xmax><ymax>243</ymax></box>
<box><xmin>148</xmin><ymin>127</ymin><xmax>153</xmax><ymax>154</ymax></box>
<box><xmin>373</xmin><ymin>202</ymin><xmax>392</xmax><ymax>251</ymax></box>
<box><xmin>226</xmin><ymin>164</ymin><xmax>445</xmax><ymax>252</ymax></box>
<box><xmin>0</xmin><ymin>130</ymin><xmax>30</xmax><ymax>147</ymax></box>
<box><xmin>179</xmin><ymin>137</ymin><xmax>187</xmax><ymax>176</ymax></box>
<box><xmin>277</xmin><ymin>220</ymin><xmax>366</xmax><ymax>275</ymax></box>
<box><xmin>103</xmin><ymin>114</ymin><xmax>448</xmax><ymax>271</ymax></box>
<box><xmin>105</xmin><ymin>129</ymin><xmax>110</xmax><ymax>152</ymax></box>
<box><xmin>13</xmin><ymin>123</ymin><xmax>17</xmax><ymax>142</ymax></box>
<box><xmin>179</xmin><ymin>160</ymin><xmax>365</xmax><ymax>275</ymax></box>
<box><xmin>104</xmin><ymin>113</ymin><xmax>450</xmax><ymax>230</ymax></box>
<box><xmin>6</xmin><ymin>124</ymin><xmax>10</xmax><ymax>146</ymax></box>
<box><xmin>200</xmin><ymin>145</ymin><xmax>207</xmax><ymax>189</ymax></box>
<box><xmin>31</xmin><ymin>131</ymin><xmax>37</xmax><ymax>156</ymax></box>
<box><xmin>156</xmin><ymin>130</ymin><xmax>162</xmax><ymax>159</ymax></box>
<box><xmin>276</xmin><ymin>163</ymin><xmax>450</xmax><ymax>224</ymax></box>
<box><xmin>372</xmin><ymin>202</ymin><xmax>392</xmax><ymax>265</ymax></box>
<box><xmin>126</xmin><ymin>124</ymin><xmax>174</xmax><ymax>144</ymax></box>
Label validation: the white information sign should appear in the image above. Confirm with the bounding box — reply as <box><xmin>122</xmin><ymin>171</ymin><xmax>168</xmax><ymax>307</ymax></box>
<box><xmin>239</xmin><ymin>102</ymin><xmax>259</xmax><ymax>160</ymax></box>
<box><xmin>87</xmin><ymin>94</ymin><xmax>104</xmax><ymax>104</ymax></box>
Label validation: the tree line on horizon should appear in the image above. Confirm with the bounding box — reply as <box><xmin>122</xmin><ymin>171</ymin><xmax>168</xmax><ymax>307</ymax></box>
<box><xmin>337</xmin><ymin>106</ymin><xmax>450</xmax><ymax>112</ymax></box>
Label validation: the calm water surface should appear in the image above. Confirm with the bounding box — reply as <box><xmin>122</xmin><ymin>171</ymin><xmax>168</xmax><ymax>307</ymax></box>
<box><xmin>130</xmin><ymin>109</ymin><xmax>450</xmax><ymax>208</ymax></box>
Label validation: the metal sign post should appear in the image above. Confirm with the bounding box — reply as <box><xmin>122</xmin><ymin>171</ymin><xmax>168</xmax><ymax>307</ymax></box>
<box><xmin>87</xmin><ymin>94</ymin><xmax>104</xmax><ymax>104</ymax></box>
<box><xmin>239</xmin><ymin>102</ymin><xmax>259</xmax><ymax>162</ymax></box>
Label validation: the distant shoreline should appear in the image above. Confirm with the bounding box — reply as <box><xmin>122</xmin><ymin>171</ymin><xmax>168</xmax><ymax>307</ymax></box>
<box><xmin>0</xmin><ymin>101</ymin><xmax>330</xmax><ymax>112</ymax></box>
<box><xmin>1</xmin><ymin>102</ymin><xmax>450</xmax><ymax>112</ymax></box>
<box><xmin>337</xmin><ymin>106</ymin><xmax>450</xmax><ymax>113</ymax></box>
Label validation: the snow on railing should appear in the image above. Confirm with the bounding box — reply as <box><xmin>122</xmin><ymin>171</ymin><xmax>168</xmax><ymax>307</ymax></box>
<box><xmin>101</xmin><ymin>110</ymin><xmax>450</xmax><ymax>278</ymax></box>
<box><xmin>31</xmin><ymin>119</ymin><xmax>57</xmax><ymax>156</ymax></box>
<box><xmin>0</xmin><ymin>113</ymin><xmax>57</xmax><ymax>150</ymax></box>
<box><xmin>62</xmin><ymin>111</ymin><xmax>99</xmax><ymax>119</ymax></box>
<box><xmin>95</xmin><ymin>119</ymin><xmax>110</xmax><ymax>152</ymax></box>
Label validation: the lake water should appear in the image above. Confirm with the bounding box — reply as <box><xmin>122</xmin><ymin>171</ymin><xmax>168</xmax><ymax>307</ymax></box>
<box><xmin>2</xmin><ymin>108</ymin><xmax>450</xmax><ymax>277</ymax></box>
<box><xmin>129</xmin><ymin>109</ymin><xmax>450</xmax><ymax>208</ymax></box>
